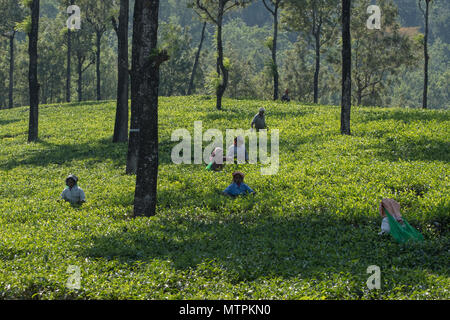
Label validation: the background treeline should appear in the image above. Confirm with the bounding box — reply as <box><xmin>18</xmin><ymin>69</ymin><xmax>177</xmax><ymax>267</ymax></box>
<box><xmin>0</xmin><ymin>0</ymin><xmax>448</xmax><ymax>109</ymax></box>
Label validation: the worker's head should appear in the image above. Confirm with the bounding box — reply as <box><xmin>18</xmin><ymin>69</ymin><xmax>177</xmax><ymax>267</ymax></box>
<box><xmin>285</xmin><ymin>89</ymin><xmax>289</xmax><ymax>94</ymax></box>
<box><xmin>65</xmin><ymin>174</ymin><xmax>78</xmax><ymax>188</ymax></box>
<box><xmin>259</xmin><ymin>107</ymin><xmax>265</xmax><ymax>116</ymax></box>
<box><xmin>232</xmin><ymin>171</ymin><xmax>245</xmax><ymax>185</ymax></box>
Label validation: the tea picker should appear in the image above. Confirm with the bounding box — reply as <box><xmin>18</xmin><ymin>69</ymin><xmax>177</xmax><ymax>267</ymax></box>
<box><xmin>378</xmin><ymin>198</ymin><xmax>423</xmax><ymax>244</ymax></box>
<box><xmin>251</xmin><ymin>108</ymin><xmax>268</xmax><ymax>132</ymax></box>
<box><xmin>61</xmin><ymin>174</ymin><xmax>86</xmax><ymax>205</ymax></box>
<box><xmin>222</xmin><ymin>171</ymin><xmax>256</xmax><ymax>198</ymax></box>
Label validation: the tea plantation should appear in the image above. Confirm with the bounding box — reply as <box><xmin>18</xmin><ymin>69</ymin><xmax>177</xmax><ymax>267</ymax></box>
<box><xmin>0</xmin><ymin>96</ymin><xmax>448</xmax><ymax>299</ymax></box>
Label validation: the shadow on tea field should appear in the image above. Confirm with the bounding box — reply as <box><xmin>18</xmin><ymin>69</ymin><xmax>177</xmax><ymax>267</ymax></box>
<box><xmin>358</xmin><ymin>136</ymin><xmax>449</xmax><ymax>163</ymax></box>
<box><xmin>355</xmin><ymin>109</ymin><xmax>449</xmax><ymax>124</ymax></box>
<box><xmin>0</xmin><ymin>138</ymin><xmax>128</xmax><ymax>170</ymax></box>
<box><xmin>80</xmin><ymin>213</ymin><xmax>449</xmax><ymax>283</ymax></box>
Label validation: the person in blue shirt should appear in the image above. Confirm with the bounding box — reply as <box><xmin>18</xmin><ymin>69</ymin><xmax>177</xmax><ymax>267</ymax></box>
<box><xmin>222</xmin><ymin>171</ymin><xmax>256</xmax><ymax>198</ymax></box>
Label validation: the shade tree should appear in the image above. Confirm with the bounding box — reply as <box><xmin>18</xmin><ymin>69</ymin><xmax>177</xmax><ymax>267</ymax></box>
<box><xmin>189</xmin><ymin>0</ymin><xmax>253</xmax><ymax>110</ymax></box>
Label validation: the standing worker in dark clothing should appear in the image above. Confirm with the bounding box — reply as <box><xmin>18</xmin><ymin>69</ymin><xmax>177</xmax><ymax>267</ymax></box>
<box><xmin>281</xmin><ymin>89</ymin><xmax>290</xmax><ymax>102</ymax></box>
<box><xmin>251</xmin><ymin>107</ymin><xmax>267</xmax><ymax>132</ymax></box>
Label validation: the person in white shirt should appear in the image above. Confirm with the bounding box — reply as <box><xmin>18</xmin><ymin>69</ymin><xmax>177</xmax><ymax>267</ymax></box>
<box><xmin>61</xmin><ymin>174</ymin><xmax>86</xmax><ymax>205</ymax></box>
<box><xmin>227</xmin><ymin>136</ymin><xmax>248</xmax><ymax>163</ymax></box>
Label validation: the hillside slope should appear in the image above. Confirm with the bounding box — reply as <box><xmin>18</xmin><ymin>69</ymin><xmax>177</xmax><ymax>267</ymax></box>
<box><xmin>0</xmin><ymin>97</ymin><xmax>448</xmax><ymax>299</ymax></box>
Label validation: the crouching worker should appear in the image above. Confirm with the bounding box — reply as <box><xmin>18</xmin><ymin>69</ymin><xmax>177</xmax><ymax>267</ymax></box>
<box><xmin>379</xmin><ymin>198</ymin><xmax>403</xmax><ymax>235</ymax></box>
<box><xmin>61</xmin><ymin>174</ymin><xmax>86</xmax><ymax>205</ymax></box>
<box><xmin>206</xmin><ymin>147</ymin><xmax>227</xmax><ymax>172</ymax></box>
<box><xmin>222</xmin><ymin>171</ymin><xmax>256</xmax><ymax>198</ymax></box>
<box><xmin>378</xmin><ymin>198</ymin><xmax>423</xmax><ymax>243</ymax></box>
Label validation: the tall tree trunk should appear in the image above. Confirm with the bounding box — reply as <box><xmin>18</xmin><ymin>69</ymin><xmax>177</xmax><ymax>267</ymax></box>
<box><xmin>313</xmin><ymin>31</ymin><xmax>320</xmax><ymax>104</ymax></box>
<box><xmin>126</xmin><ymin>0</ymin><xmax>144</xmax><ymax>174</ymax></box>
<box><xmin>8</xmin><ymin>32</ymin><xmax>15</xmax><ymax>109</ymax></box>
<box><xmin>77</xmin><ymin>55</ymin><xmax>83</xmax><ymax>102</ymax></box>
<box><xmin>113</xmin><ymin>0</ymin><xmax>130</xmax><ymax>143</ymax></box>
<box><xmin>66</xmin><ymin>0</ymin><xmax>73</xmax><ymax>103</ymax></box>
<box><xmin>133</xmin><ymin>0</ymin><xmax>164</xmax><ymax>217</ymax></box>
<box><xmin>187</xmin><ymin>21</ymin><xmax>206</xmax><ymax>96</ymax></box>
<box><xmin>96</xmin><ymin>31</ymin><xmax>102</xmax><ymax>101</ymax></box>
<box><xmin>272</xmin><ymin>4</ymin><xmax>279</xmax><ymax>101</ymax></box>
<box><xmin>28</xmin><ymin>0</ymin><xmax>40</xmax><ymax>142</ymax></box>
<box><xmin>422</xmin><ymin>0</ymin><xmax>429</xmax><ymax>109</ymax></box>
<box><xmin>262</xmin><ymin>0</ymin><xmax>280</xmax><ymax>100</ymax></box>
<box><xmin>341</xmin><ymin>0</ymin><xmax>351</xmax><ymax>135</ymax></box>
<box><xmin>66</xmin><ymin>29</ymin><xmax>72</xmax><ymax>102</ymax></box>
<box><xmin>355</xmin><ymin>76</ymin><xmax>361</xmax><ymax>106</ymax></box>
<box><xmin>215</xmin><ymin>6</ymin><xmax>227</xmax><ymax>111</ymax></box>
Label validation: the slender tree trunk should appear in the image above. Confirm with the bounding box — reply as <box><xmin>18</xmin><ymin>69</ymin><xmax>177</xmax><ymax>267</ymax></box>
<box><xmin>41</xmin><ymin>87</ymin><xmax>44</xmax><ymax>103</ymax></box>
<box><xmin>77</xmin><ymin>55</ymin><xmax>83</xmax><ymax>102</ymax></box>
<box><xmin>133</xmin><ymin>0</ymin><xmax>163</xmax><ymax>217</ymax></box>
<box><xmin>113</xmin><ymin>0</ymin><xmax>130</xmax><ymax>143</ymax></box>
<box><xmin>314</xmin><ymin>31</ymin><xmax>320</xmax><ymax>104</ymax></box>
<box><xmin>8</xmin><ymin>32</ymin><xmax>15</xmax><ymax>109</ymax></box>
<box><xmin>262</xmin><ymin>0</ymin><xmax>280</xmax><ymax>100</ymax></box>
<box><xmin>215</xmin><ymin>6</ymin><xmax>227</xmax><ymax>111</ymax></box>
<box><xmin>187</xmin><ymin>21</ymin><xmax>206</xmax><ymax>96</ymax></box>
<box><xmin>422</xmin><ymin>0</ymin><xmax>429</xmax><ymax>109</ymax></box>
<box><xmin>341</xmin><ymin>0</ymin><xmax>351</xmax><ymax>135</ymax></box>
<box><xmin>67</xmin><ymin>29</ymin><xmax>71</xmax><ymax>102</ymax></box>
<box><xmin>66</xmin><ymin>0</ymin><xmax>73</xmax><ymax>103</ymax></box>
<box><xmin>314</xmin><ymin>33</ymin><xmax>320</xmax><ymax>103</ymax></box>
<box><xmin>28</xmin><ymin>0</ymin><xmax>40</xmax><ymax>142</ymax></box>
<box><xmin>96</xmin><ymin>31</ymin><xmax>102</xmax><ymax>101</ymax></box>
<box><xmin>272</xmin><ymin>4</ymin><xmax>279</xmax><ymax>101</ymax></box>
<box><xmin>355</xmin><ymin>76</ymin><xmax>361</xmax><ymax>105</ymax></box>
<box><xmin>357</xmin><ymin>87</ymin><xmax>362</xmax><ymax>106</ymax></box>
<box><xmin>126</xmin><ymin>0</ymin><xmax>144</xmax><ymax>174</ymax></box>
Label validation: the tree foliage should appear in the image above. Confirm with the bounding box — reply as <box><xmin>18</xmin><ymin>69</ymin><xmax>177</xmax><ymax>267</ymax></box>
<box><xmin>282</xmin><ymin>0</ymin><xmax>340</xmax><ymax>103</ymax></box>
<box><xmin>189</xmin><ymin>0</ymin><xmax>253</xmax><ymax>109</ymax></box>
<box><xmin>328</xmin><ymin>0</ymin><xmax>420</xmax><ymax>106</ymax></box>
<box><xmin>0</xmin><ymin>0</ymin><xmax>448</xmax><ymax>109</ymax></box>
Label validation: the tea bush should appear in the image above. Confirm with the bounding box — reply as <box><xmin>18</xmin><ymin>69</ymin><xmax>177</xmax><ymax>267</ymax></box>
<box><xmin>0</xmin><ymin>97</ymin><xmax>448</xmax><ymax>299</ymax></box>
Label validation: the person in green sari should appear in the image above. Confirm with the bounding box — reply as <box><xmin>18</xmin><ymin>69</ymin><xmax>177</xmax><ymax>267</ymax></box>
<box><xmin>206</xmin><ymin>147</ymin><xmax>226</xmax><ymax>172</ymax></box>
